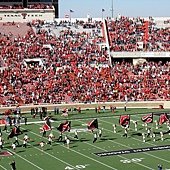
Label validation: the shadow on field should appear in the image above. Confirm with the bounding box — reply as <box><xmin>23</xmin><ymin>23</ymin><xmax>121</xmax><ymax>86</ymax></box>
<box><xmin>71</xmin><ymin>145</ymin><xmax>78</xmax><ymax>148</ymax></box>
<box><xmin>22</xmin><ymin>129</ymin><xmax>30</xmax><ymax>133</ymax></box>
<box><xmin>5</xmin><ymin>145</ymin><xmax>14</xmax><ymax>149</ymax></box>
<box><xmin>131</xmin><ymin>132</ymin><xmax>142</xmax><ymax>136</ymax></box>
<box><xmin>79</xmin><ymin>138</ymin><xmax>90</xmax><ymax>142</ymax></box>
<box><xmin>99</xmin><ymin>137</ymin><xmax>117</xmax><ymax>142</ymax></box>
<box><xmin>54</xmin><ymin>139</ymin><xmax>65</xmax><ymax>143</ymax></box>
<box><xmin>45</xmin><ymin>148</ymin><xmax>52</xmax><ymax>151</ymax></box>
<box><xmin>102</xmin><ymin>135</ymin><xmax>108</xmax><ymax>137</ymax></box>
<box><xmin>29</xmin><ymin>140</ymin><xmax>35</xmax><ymax>143</ymax></box>
<box><xmin>51</xmin><ymin>118</ymin><xmax>58</xmax><ymax>121</ymax></box>
<box><xmin>117</xmin><ymin>130</ymin><xmax>123</xmax><ymax>133</ymax></box>
<box><xmin>17</xmin><ymin>150</ymin><xmax>25</xmax><ymax>153</ymax></box>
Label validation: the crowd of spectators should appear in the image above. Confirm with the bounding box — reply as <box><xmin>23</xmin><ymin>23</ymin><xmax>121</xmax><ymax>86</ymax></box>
<box><xmin>148</xmin><ymin>27</ymin><xmax>170</xmax><ymax>51</ymax></box>
<box><xmin>27</xmin><ymin>3</ymin><xmax>53</xmax><ymax>9</ymax></box>
<box><xmin>0</xmin><ymin>18</ymin><xmax>169</xmax><ymax>106</ymax></box>
<box><xmin>164</xmin><ymin>19</ymin><xmax>170</xmax><ymax>24</ymax></box>
<box><xmin>0</xmin><ymin>3</ymin><xmax>53</xmax><ymax>10</ymax></box>
<box><xmin>108</xmin><ymin>16</ymin><xmax>170</xmax><ymax>52</ymax></box>
<box><xmin>0</xmin><ymin>4</ymin><xmax>23</xmax><ymax>9</ymax></box>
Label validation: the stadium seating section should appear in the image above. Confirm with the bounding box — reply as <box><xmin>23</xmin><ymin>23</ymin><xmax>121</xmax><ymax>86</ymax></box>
<box><xmin>0</xmin><ymin>16</ymin><xmax>169</xmax><ymax>106</ymax></box>
<box><xmin>108</xmin><ymin>16</ymin><xmax>170</xmax><ymax>51</ymax></box>
<box><xmin>0</xmin><ymin>3</ymin><xmax>52</xmax><ymax>9</ymax></box>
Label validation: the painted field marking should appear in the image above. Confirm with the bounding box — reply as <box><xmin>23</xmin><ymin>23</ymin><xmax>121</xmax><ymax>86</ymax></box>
<box><xmin>70</xmin><ymin>128</ymin><xmax>89</xmax><ymax>133</ymax></box>
<box><xmin>33</xmin><ymin>124</ymin><xmax>117</xmax><ymax>170</ymax></box>
<box><xmin>2</xmin><ymin>130</ymin><xmax>78</xmax><ymax>170</ymax></box>
<box><xmin>65</xmin><ymin>164</ymin><xmax>90</xmax><ymax>170</ymax></box>
<box><xmin>99</xmin><ymin>118</ymin><xmax>170</xmax><ymax>164</ymax></box>
<box><xmin>35</xmin><ymin>122</ymin><xmax>149</xmax><ymax>169</ymax></box>
<box><xmin>6</xmin><ymin>148</ymin><xmax>44</xmax><ymax>170</ymax></box>
<box><xmin>120</xmin><ymin>158</ymin><xmax>144</xmax><ymax>164</ymax></box>
<box><xmin>76</xmin><ymin>120</ymin><xmax>153</xmax><ymax>170</ymax></box>
<box><xmin>0</xmin><ymin>165</ymin><xmax>7</xmax><ymax>170</ymax></box>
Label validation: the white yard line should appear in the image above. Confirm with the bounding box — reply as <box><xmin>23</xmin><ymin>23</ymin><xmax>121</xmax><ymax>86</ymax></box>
<box><xmin>0</xmin><ymin>165</ymin><xmax>8</xmax><ymax>170</ymax></box>
<box><xmin>6</xmin><ymin>148</ymin><xmax>44</xmax><ymax>170</ymax></box>
<box><xmin>3</xmin><ymin>131</ymin><xmax>78</xmax><ymax>170</ymax></box>
<box><xmin>76</xmin><ymin>120</ymin><xmax>154</xmax><ymax>170</ymax></box>
<box><xmin>33</xmin><ymin>124</ymin><xmax>117</xmax><ymax>170</ymax></box>
<box><xmin>27</xmin><ymin>145</ymin><xmax>79</xmax><ymax>170</ymax></box>
<box><xmin>85</xmin><ymin>139</ymin><xmax>153</xmax><ymax>170</ymax></box>
<box><xmin>100</xmin><ymin>118</ymin><xmax>170</xmax><ymax>164</ymax></box>
<box><xmin>67</xmin><ymin>147</ymin><xmax>117</xmax><ymax>170</ymax></box>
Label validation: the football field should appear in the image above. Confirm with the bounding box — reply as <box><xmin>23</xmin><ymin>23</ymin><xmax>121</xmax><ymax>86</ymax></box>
<box><xmin>1</xmin><ymin>108</ymin><xmax>170</xmax><ymax>170</ymax></box>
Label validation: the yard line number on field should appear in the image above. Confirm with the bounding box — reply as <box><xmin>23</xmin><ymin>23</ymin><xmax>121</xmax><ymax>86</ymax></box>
<box><xmin>120</xmin><ymin>158</ymin><xmax>144</xmax><ymax>164</ymax></box>
<box><xmin>65</xmin><ymin>164</ymin><xmax>90</xmax><ymax>170</ymax></box>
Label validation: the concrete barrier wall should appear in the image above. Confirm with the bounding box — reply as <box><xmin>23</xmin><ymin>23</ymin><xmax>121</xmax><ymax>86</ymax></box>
<box><xmin>0</xmin><ymin>101</ymin><xmax>169</xmax><ymax>113</ymax></box>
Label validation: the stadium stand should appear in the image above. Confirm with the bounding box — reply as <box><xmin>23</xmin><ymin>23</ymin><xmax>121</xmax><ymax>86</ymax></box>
<box><xmin>107</xmin><ymin>16</ymin><xmax>170</xmax><ymax>52</ymax></box>
<box><xmin>0</xmin><ymin>3</ymin><xmax>52</xmax><ymax>9</ymax></box>
<box><xmin>0</xmin><ymin>4</ymin><xmax>23</xmax><ymax>9</ymax></box>
<box><xmin>27</xmin><ymin>3</ymin><xmax>53</xmax><ymax>9</ymax></box>
<box><xmin>0</xmin><ymin>15</ymin><xmax>169</xmax><ymax>107</ymax></box>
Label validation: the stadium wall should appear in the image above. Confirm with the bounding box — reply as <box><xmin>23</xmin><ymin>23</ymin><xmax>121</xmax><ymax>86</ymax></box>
<box><xmin>0</xmin><ymin>101</ymin><xmax>170</xmax><ymax>113</ymax></box>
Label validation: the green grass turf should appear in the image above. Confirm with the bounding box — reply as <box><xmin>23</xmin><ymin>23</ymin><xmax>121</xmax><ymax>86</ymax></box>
<box><xmin>1</xmin><ymin>108</ymin><xmax>170</xmax><ymax>170</ymax></box>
